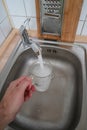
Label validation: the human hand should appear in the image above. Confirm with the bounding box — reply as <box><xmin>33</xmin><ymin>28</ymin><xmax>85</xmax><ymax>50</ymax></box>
<box><xmin>0</xmin><ymin>76</ymin><xmax>35</xmax><ymax>129</ymax></box>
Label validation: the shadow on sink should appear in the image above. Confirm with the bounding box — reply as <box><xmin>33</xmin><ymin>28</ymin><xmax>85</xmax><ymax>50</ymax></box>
<box><xmin>0</xmin><ymin>44</ymin><xmax>85</xmax><ymax>130</ymax></box>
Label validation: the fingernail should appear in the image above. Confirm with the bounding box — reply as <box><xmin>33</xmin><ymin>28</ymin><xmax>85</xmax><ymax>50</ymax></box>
<box><xmin>31</xmin><ymin>85</ymin><xmax>36</xmax><ymax>92</ymax></box>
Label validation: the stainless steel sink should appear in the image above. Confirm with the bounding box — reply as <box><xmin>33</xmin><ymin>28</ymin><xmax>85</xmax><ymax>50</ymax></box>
<box><xmin>0</xmin><ymin>40</ymin><xmax>87</xmax><ymax>130</ymax></box>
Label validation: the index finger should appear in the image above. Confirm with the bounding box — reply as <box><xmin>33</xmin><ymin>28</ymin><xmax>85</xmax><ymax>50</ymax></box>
<box><xmin>9</xmin><ymin>76</ymin><xmax>26</xmax><ymax>88</ymax></box>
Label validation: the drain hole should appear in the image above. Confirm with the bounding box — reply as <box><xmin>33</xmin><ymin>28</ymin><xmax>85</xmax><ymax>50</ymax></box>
<box><xmin>53</xmin><ymin>50</ymin><xmax>57</xmax><ymax>53</ymax></box>
<box><xmin>47</xmin><ymin>49</ymin><xmax>51</xmax><ymax>53</ymax></box>
<box><xmin>47</xmin><ymin>49</ymin><xmax>57</xmax><ymax>53</ymax></box>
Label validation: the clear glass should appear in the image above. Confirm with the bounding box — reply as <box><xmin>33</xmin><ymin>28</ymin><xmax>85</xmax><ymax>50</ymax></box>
<box><xmin>29</xmin><ymin>61</ymin><xmax>53</xmax><ymax>92</ymax></box>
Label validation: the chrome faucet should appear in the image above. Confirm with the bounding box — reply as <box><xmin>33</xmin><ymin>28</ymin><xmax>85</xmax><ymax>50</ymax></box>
<box><xmin>19</xmin><ymin>25</ymin><xmax>41</xmax><ymax>56</ymax></box>
<box><xmin>19</xmin><ymin>25</ymin><xmax>31</xmax><ymax>45</ymax></box>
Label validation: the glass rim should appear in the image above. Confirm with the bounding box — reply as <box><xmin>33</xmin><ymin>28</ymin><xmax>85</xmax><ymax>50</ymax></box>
<box><xmin>29</xmin><ymin>61</ymin><xmax>52</xmax><ymax>78</ymax></box>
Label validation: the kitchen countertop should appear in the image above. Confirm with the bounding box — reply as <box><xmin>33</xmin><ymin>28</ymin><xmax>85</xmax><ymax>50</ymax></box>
<box><xmin>0</xmin><ymin>34</ymin><xmax>20</xmax><ymax>72</ymax></box>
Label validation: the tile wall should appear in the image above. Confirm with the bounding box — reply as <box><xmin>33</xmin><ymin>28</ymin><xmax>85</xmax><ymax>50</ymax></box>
<box><xmin>5</xmin><ymin>0</ymin><xmax>87</xmax><ymax>36</ymax></box>
<box><xmin>1</xmin><ymin>0</ymin><xmax>87</xmax><ymax>41</ymax></box>
<box><xmin>5</xmin><ymin>0</ymin><xmax>37</xmax><ymax>30</ymax></box>
<box><xmin>0</xmin><ymin>0</ymin><xmax>12</xmax><ymax>46</ymax></box>
<box><xmin>76</xmin><ymin>0</ymin><xmax>87</xmax><ymax>36</ymax></box>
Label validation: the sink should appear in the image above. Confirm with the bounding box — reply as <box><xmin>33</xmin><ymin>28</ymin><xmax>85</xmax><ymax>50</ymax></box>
<box><xmin>0</xmin><ymin>40</ymin><xmax>87</xmax><ymax>130</ymax></box>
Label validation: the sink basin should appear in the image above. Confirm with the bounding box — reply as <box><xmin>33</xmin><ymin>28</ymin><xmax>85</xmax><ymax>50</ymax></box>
<box><xmin>0</xmin><ymin>40</ymin><xmax>87</xmax><ymax>130</ymax></box>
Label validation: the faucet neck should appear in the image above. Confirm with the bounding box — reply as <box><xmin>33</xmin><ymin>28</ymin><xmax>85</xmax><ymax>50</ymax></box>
<box><xmin>19</xmin><ymin>25</ymin><xmax>31</xmax><ymax>45</ymax></box>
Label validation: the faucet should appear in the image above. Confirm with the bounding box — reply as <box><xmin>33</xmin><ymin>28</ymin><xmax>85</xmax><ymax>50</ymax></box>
<box><xmin>19</xmin><ymin>25</ymin><xmax>41</xmax><ymax>56</ymax></box>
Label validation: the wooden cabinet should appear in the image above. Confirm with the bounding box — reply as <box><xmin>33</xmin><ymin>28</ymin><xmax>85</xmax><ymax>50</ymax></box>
<box><xmin>35</xmin><ymin>0</ymin><xmax>83</xmax><ymax>42</ymax></box>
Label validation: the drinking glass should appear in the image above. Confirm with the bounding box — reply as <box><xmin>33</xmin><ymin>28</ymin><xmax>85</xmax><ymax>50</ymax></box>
<box><xmin>29</xmin><ymin>61</ymin><xmax>52</xmax><ymax>92</ymax></box>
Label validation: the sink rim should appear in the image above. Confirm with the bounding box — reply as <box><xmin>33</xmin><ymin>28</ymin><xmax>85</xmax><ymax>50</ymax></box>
<box><xmin>0</xmin><ymin>40</ymin><xmax>87</xmax><ymax>130</ymax></box>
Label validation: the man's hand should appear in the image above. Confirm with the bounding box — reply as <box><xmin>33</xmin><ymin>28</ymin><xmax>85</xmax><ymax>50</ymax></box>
<box><xmin>0</xmin><ymin>76</ymin><xmax>35</xmax><ymax>130</ymax></box>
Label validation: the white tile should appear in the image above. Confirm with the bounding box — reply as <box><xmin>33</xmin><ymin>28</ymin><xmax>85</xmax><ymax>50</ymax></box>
<box><xmin>86</xmin><ymin>15</ymin><xmax>87</xmax><ymax>21</ymax></box>
<box><xmin>24</xmin><ymin>0</ymin><xmax>36</xmax><ymax>17</ymax></box>
<box><xmin>29</xmin><ymin>18</ymin><xmax>37</xmax><ymax>30</ymax></box>
<box><xmin>76</xmin><ymin>21</ymin><xmax>84</xmax><ymax>35</ymax></box>
<box><xmin>0</xmin><ymin>0</ymin><xmax>7</xmax><ymax>22</ymax></box>
<box><xmin>5</xmin><ymin>0</ymin><xmax>26</xmax><ymax>16</ymax></box>
<box><xmin>11</xmin><ymin>16</ymin><xmax>27</xmax><ymax>28</ymax></box>
<box><xmin>80</xmin><ymin>0</ymin><xmax>87</xmax><ymax>20</ymax></box>
<box><xmin>82</xmin><ymin>21</ymin><xmax>87</xmax><ymax>36</ymax></box>
<box><xmin>0</xmin><ymin>29</ymin><xmax>5</xmax><ymax>46</ymax></box>
<box><xmin>0</xmin><ymin>17</ymin><xmax>12</xmax><ymax>37</ymax></box>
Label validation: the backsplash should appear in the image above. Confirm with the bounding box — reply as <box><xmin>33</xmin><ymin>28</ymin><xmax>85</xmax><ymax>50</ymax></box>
<box><xmin>5</xmin><ymin>0</ymin><xmax>37</xmax><ymax>30</ymax></box>
<box><xmin>0</xmin><ymin>0</ymin><xmax>12</xmax><ymax>46</ymax></box>
<box><xmin>0</xmin><ymin>0</ymin><xmax>87</xmax><ymax>46</ymax></box>
<box><xmin>76</xmin><ymin>0</ymin><xmax>87</xmax><ymax>36</ymax></box>
<box><xmin>5</xmin><ymin>0</ymin><xmax>87</xmax><ymax>36</ymax></box>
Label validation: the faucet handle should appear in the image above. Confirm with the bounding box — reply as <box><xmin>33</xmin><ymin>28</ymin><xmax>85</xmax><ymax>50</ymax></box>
<box><xmin>19</xmin><ymin>25</ymin><xmax>25</xmax><ymax>34</ymax></box>
<box><xmin>19</xmin><ymin>25</ymin><xmax>31</xmax><ymax>45</ymax></box>
<box><xmin>19</xmin><ymin>25</ymin><xmax>41</xmax><ymax>56</ymax></box>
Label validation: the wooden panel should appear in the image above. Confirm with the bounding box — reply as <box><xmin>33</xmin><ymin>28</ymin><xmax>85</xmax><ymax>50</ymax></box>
<box><xmin>61</xmin><ymin>0</ymin><xmax>83</xmax><ymax>42</ymax></box>
<box><xmin>36</xmin><ymin>0</ymin><xmax>83</xmax><ymax>42</ymax></box>
<box><xmin>35</xmin><ymin>0</ymin><xmax>41</xmax><ymax>35</ymax></box>
<box><xmin>28</xmin><ymin>30</ymin><xmax>61</xmax><ymax>41</ymax></box>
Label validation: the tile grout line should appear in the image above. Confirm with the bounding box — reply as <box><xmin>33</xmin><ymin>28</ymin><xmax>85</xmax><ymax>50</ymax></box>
<box><xmin>85</xmin><ymin>14</ymin><xmax>87</xmax><ymax>21</ymax></box>
<box><xmin>9</xmin><ymin>15</ymin><xmax>37</xmax><ymax>19</ymax></box>
<box><xmin>0</xmin><ymin>16</ymin><xmax>7</xmax><ymax>24</ymax></box>
<box><xmin>80</xmin><ymin>15</ymin><xmax>87</xmax><ymax>35</ymax></box>
<box><xmin>23</xmin><ymin>0</ymin><xmax>27</xmax><ymax>18</ymax></box>
<box><xmin>80</xmin><ymin>21</ymin><xmax>85</xmax><ymax>35</ymax></box>
<box><xmin>10</xmin><ymin>15</ymin><xmax>27</xmax><ymax>18</ymax></box>
<box><xmin>2</xmin><ymin>0</ymin><xmax>14</xmax><ymax>28</ymax></box>
<box><xmin>0</xmin><ymin>24</ymin><xmax>6</xmax><ymax>38</ymax></box>
<box><xmin>0</xmin><ymin>25</ymin><xmax>5</xmax><ymax>43</ymax></box>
